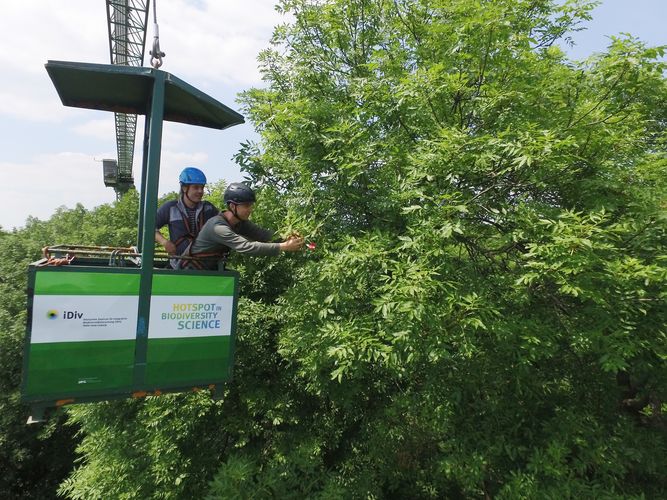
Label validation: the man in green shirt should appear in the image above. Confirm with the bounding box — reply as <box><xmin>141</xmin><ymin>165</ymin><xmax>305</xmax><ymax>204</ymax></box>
<box><xmin>180</xmin><ymin>183</ymin><xmax>303</xmax><ymax>270</ymax></box>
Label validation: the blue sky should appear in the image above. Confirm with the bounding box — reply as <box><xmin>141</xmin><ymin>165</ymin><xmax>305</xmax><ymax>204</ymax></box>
<box><xmin>0</xmin><ymin>0</ymin><xmax>665</xmax><ymax>230</ymax></box>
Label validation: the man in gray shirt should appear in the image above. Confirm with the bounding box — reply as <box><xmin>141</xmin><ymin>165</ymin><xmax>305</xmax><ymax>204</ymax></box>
<box><xmin>180</xmin><ymin>183</ymin><xmax>303</xmax><ymax>270</ymax></box>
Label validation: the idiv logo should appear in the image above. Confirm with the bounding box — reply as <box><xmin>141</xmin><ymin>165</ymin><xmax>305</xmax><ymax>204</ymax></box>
<box><xmin>46</xmin><ymin>309</ymin><xmax>83</xmax><ymax>320</ymax></box>
<box><xmin>63</xmin><ymin>311</ymin><xmax>84</xmax><ymax>320</ymax></box>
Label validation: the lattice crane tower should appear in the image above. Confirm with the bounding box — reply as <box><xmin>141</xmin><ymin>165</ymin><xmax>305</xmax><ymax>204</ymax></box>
<box><xmin>103</xmin><ymin>0</ymin><xmax>150</xmax><ymax>198</ymax></box>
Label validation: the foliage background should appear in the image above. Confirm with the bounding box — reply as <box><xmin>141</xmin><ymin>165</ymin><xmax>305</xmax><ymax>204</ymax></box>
<box><xmin>1</xmin><ymin>0</ymin><xmax>666</xmax><ymax>498</ymax></box>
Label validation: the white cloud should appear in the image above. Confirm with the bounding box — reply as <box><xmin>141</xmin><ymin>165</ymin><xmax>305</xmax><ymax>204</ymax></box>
<box><xmin>0</xmin><ymin>0</ymin><xmax>285</xmax><ymax>125</ymax></box>
<box><xmin>0</xmin><ymin>2</ymin><xmax>106</xmax><ymax>73</ymax></box>
<box><xmin>0</xmin><ymin>90</ymin><xmax>64</xmax><ymax>122</ymax></box>
<box><xmin>159</xmin><ymin>123</ymin><xmax>190</xmax><ymax>148</ymax></box>
<box><xmin>0</xmin><ymin>1</ymin><xmax>108</xmax><ymax>123</ymax></box>
<box><xmin>72</xmin><ymin>118</ymin><xmax>116</xmax><ymax>140</ymax></box>
<box><xmin>148</xmin><ymin>0</ymin><xmax>287</xmax><ymax>86</ymax></box>
<box><xmin>71</xmin><ymin>117</ymin><xmax>191</xmax><ymax>150</ymax></box>
<box><xmin>0</xmin><ymin>1</ymin><xmax>285</xmax><ymax>87</ymax></box>
<box><xmin>0</xmin><ymin>152</ymin><xmax>116</xmax><ymax>230</ymax></box>
<box><xmin>157</xmin><ymin>149</ymin><xmax>209</xmax><ymax>195</ymax></box>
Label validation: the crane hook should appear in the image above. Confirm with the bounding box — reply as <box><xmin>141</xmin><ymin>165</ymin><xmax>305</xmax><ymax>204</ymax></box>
<box><xmin>149</xmin><ymin>0</ymin><xmax>165</xmax><ymax>69</ymax></box>
<box><xmin>150</xmin><ymin>27</ymin><xmax>165</xmax><ymax>69</ymax></box>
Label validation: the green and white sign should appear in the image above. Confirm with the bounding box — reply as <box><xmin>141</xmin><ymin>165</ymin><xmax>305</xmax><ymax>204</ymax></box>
<box><xmin>23</xmin><ymin>269</ymin><xmax>238</xmax><ymax>401</ymax></box>
<box><xmin>32</xmin><ymin>295</ymin><xmax>138</xmax><ymax>342</ymax></box>
<box><xmin>146</xmin><ymin>274</ymin><xmax>236</xmax><ymax>387</ymax></box>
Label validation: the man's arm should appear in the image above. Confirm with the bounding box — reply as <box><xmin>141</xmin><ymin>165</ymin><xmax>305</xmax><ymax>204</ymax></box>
<box><xmin>235</xmin><ymin>220</ymin><xmax>304</xmax><ymax>252</ymax></box>
<box><xmin>155</xmin><ymin>203</ymin><xmax>177</xmax><ymax>255</ymax></box>
<box><xmin>236</xmin><ymin>220</ymin><xmax>275</xmax><ymax>242</ymax></box>
<box><xmin>212</xmin><ymin>223</ymin><xmax>281</xmax><ymax>256</ymax></box>
<box><xmin>155</xmin><ymin>231</ymin><xmax>177</xmax><ymax>255</ymax></box>
<box><xmin>209</xmin><ymin>222</ymin><xmax>304</xmax><ymax>255</ymax></box>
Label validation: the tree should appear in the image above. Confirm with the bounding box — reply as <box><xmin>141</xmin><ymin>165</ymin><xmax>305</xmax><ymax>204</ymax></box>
<box><xmin>0</xmin><ymin>192</ymin><xmax>140</xmax><ymax>498</ymax></box>
<box><xmin>61</xmin><ymin>0</ymin><xmax>667</xmax><ymax>498</ymax></box>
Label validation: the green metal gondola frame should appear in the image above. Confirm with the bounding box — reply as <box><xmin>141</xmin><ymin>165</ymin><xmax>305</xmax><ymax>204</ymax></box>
<box><xmin>21</xmin><ymin>61</ymin><xmax>244</xmax><ymax>421</ymax></box>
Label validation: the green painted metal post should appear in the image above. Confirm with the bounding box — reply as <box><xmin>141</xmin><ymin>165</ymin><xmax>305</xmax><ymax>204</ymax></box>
<box><xmin>136</xmin><ymin>114</ymin><xmax>150</xmax><ymax>252</ymax></box>
<box><xmin>133</xmin><ymin>70</ymin><xmax>166</xmax><ymax>387</ymax></box>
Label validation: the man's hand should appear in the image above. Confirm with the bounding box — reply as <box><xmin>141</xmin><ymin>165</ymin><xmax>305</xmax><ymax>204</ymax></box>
<box><xmin>280</xmin><ymin>236</ymin><xmax>305</xmax><ymax>252</ymax></box>
<box><xmin>155</xmin><ymin>231</ymin><xmax>177</xmax><ymax>255</ymax></box>
<box><xmin>163</xmin><ymin>240</ymin><xmax>177</xmax><ymax>255</ymax></box>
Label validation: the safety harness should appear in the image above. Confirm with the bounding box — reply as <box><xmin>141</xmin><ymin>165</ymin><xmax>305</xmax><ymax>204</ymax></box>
<box><xmin>177</xmin><ymin>214</ymin><xmax>232</xmax><ymax>270</ymax></box>
<box><xmin>171</xmin><ymin>203</ymin><xmax>205</xmax><ymax>250</ymax></box>
<box><xmin>178</xmin><ymin>245</ymin><xmax>228</xmax><ymax>270</ymax></box>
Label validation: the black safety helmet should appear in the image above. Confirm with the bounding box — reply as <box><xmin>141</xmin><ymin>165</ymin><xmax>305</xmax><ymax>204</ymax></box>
<box><xmin>224</xmin><ymin>182</ymin><xmax>256</xmax><ymax>206</ymax></box>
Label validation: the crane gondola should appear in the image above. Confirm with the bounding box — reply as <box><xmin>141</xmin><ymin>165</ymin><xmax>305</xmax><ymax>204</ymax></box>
<box><xmin>21</xmin><ymin>60</ymin><xmax>244</xmax><ymax>423</ymax></box>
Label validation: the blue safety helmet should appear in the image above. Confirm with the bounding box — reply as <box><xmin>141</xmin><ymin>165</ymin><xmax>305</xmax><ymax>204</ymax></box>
<box><xmin>179</xmin><ymin>167</ymin><xmax>207</xmax><ymax>185</ymax></box>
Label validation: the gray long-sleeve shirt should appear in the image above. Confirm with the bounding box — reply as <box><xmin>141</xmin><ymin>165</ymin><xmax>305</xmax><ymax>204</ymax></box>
<box><xmin>188</xmin><ymin>214</ymin><xmax>280</xmax><ymax>269</ymax></box>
